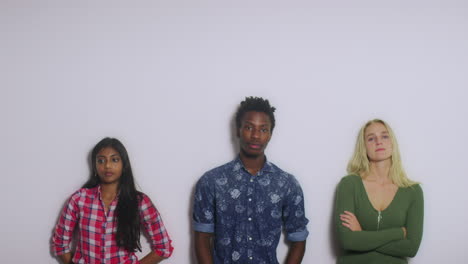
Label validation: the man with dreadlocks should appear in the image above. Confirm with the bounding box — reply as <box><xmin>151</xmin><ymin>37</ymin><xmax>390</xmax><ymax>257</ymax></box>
<box><xmin>193</xmin><ymin>97</ymin><xmax>309</xmax><ymax>264</ymax></box>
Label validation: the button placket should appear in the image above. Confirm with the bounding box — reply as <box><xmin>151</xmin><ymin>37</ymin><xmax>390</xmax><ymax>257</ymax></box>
<box><xmin>246</xmin><ymin>175</ymin><xmax>255</xmax><ymax>260</ymax></box>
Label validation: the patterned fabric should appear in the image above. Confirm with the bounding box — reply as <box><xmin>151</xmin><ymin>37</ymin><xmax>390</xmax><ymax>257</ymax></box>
<box><xmin>52</xmin><ymin>186</ymin><xmax>173</xmax><ymax>264</ymax></box>
<box><xmin>193</xmin><ymin>157</ymin><xmax>309</xmax><ymax>264</ymax></box>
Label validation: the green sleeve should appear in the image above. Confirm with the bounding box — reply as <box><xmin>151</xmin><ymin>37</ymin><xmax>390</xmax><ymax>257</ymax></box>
<box><xmin>376</xmin><ymin>184</ymin><xmax>424</xmax><ymax>257</ymax></box>
<box><xmin>335</xmin><ymin>176</ymin><xmax>404</xmax><ymax>251</ymax></box>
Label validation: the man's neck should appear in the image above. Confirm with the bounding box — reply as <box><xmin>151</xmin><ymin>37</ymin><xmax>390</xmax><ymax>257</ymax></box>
<box><xmin>239</xmin><ymin>151</ymin><xmax>266</xmax><ymax>176</ymax></box>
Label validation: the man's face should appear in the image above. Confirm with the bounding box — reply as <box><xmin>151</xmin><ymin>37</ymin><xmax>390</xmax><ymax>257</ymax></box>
<box><xmin>238</xmin><ymin>111</ymin><xmax>272</xmax><ymax>158</ymax></box>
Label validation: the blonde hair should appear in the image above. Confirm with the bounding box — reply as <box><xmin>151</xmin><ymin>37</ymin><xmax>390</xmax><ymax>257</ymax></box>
<box><xmin>347</xmin><ymin>119</ymin><xmax>417</xmax><ymax>187</ymax></box>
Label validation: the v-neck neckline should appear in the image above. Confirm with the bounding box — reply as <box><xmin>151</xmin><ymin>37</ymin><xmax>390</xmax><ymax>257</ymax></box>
<box><xmin>359</xmin><ymin>177</ymin><xmax>400</xmax><ymax>213</ymax></box>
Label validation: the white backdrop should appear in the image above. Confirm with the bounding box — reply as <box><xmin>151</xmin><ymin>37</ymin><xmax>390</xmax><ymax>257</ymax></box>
<box><xmin>1</xmin><ymin>1</ymin><xmax>467</xmax><ymax>263</ymax></box>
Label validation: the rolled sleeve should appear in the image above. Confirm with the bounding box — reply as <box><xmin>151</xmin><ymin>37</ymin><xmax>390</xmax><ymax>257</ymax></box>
<box><xmin>192</xmin><ymin>174</ymin><xmax>216</xmax><ymax>233</ymax></box>
<box><xmin>287</xmin><ymin>229</ymin><xmax>309</xmax><ymax>242</ymax></box>
<box><xmin>51</xmin><ymin>192</ymin><xmax>79</xmax><ymax>256</ymax></box>
<box><xmin>193</xmin><ymin>221</ymin><xmax>215</xmax><ymax>233</ymax></box>
<box><xmin>283</xmin><ymin>175</ymin><xmax>309</xmax><ymax>242</ymax></box>
<box><xmin>139</xmin><ymin>194</ymin><xmax>174</xmax><ymax>258</ymax></box>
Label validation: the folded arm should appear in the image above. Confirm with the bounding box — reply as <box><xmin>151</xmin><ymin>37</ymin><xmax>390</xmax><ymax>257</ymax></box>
<box><xmin>335</xmin><ymin>176</ymin><xmax>404</xmax><ymax>251</ymax></box>
<box><xmin>376</xmin><ymin>185</ymin><xmax>424</xmax><ymax>257</ymax></box>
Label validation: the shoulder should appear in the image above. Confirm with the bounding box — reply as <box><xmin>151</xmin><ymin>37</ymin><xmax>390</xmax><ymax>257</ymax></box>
<box><xmin>339</xmin><ymin>174</ymin><xmax>361</xmax><ymax>185</ymax></box>
<box><xmin>198</xmin><ymin>160</ymin><xmax>238</xmax><ymax>183</ymax></box>
<box><xmin>65</xmin><ymin>187</ymin><xmax>98</xmax><ymax>209</ymax></box>
<box><xmin>70</xmin><ymin>187</ymin><xmax>97</xmax><ymax>200</ymax></box>
<box><xmin>267</xmin><ymin>161</ymin><xmax>291</xmax><ymax>178</ymax></box>
<box><xmin>402</xmin><ymin>183</ymin><xmax>424</xmax><ymax>198</ymax></box>
<box><xmin>266</xmin><ymin>161</ymin><xmax>303</xmax><ymax>188</ymax></box>
<box><xmin>137</xmin><ymin>192</ymin><xmax>156</xmax><ymax>207</ymax></box>
<box><xmin>336</xmin><ymin>174</ymin><xmax>362</xmax><ymax>193</ymax></box>
<box><xmin>137</xmin><ymin>191</ymin><xmax>151</xmax><ymax>202</ymax></box>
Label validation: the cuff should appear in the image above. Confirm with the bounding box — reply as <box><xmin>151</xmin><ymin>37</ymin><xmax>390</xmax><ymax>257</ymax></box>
<box><xmin>193</xmin><ymin>221</ymin><xmax>215</xmax><ymax>233</ymax></box>
<box><xmin>287</xmin><ymin>229</ymin><xmax>309</xmax><ymax>242</ymax></box>
<box><xmin>53</xmin><ymin>246</ymin><xmax>71</xmax><ymax>256</ymax></box>
<box><xmin>153</xmin><ymin>246</ymin><xmax>174</xmax><ymax>259</ymax></box>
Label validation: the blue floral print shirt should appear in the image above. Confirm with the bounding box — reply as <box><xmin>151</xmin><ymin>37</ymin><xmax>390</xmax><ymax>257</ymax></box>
<box><xmin>193</xmin><ymin>157</ymin><xmax>309</xmax><ymax>264</ymax></box>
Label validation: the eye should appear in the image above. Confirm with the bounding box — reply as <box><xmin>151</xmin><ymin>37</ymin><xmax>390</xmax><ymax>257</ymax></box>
<box><xmin>367</xmin><ymin>137</ymin><xmax>374</xmax><ymax>142</ymax></box>
<box><xmin>382</xmin><ymin>135</ymin><xmax>390</xmax><ymax>139</ymax></box>
<box><xmin>96</xmin><ymin>158</ymin><xmax>105</xmax><ymax>164</ymax></box>
<box><xmin>261</xmin><ymin>128</ymin><xmax>269</xmax><ymax>133</ymax></box>
<box><xmin>112</xmin><ymin>157</ymin><xmax>120</xmax><ymax>163</ymax></box>
<box><xmin>244</xmin><ymin>125</ymin><xmax>252</xmax><ymax>131</ymax></box>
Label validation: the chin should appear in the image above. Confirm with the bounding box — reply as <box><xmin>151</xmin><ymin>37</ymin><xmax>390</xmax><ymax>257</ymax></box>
<box><xmin>242</xmin><ymin>150</ymin><xmax>263</xmax><ymax>158</ymax></box>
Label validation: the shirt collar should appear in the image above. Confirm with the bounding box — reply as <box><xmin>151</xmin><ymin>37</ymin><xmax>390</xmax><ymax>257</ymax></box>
<box><xmin>95</xmin><ymin>185</ymin><xmax>120</xmax><ymax>201</ymax></box>
<box><xmin>233</xmin><ymin>155</ymin><xmax>275</xmax><ymax>175</ymax></box>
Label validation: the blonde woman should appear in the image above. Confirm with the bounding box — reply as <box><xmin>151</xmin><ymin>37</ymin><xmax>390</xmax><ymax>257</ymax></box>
<box><xmin>335</xmin><ymin>119</ymin><xmax>423</xmax><ymax>264</ymax></box>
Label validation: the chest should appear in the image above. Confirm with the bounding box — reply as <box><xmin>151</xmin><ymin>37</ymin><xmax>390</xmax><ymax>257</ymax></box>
<box><xmin>213</xmin><ymin>173</ymin><xmax>289</xmax><ymax>214</ymax></box>
<box><xmin>355</xmin><ymin>184</ymin><xmax>410</xmax><ymax>230</ymax></box>
<box><xmin>77</xmin><ymin>197</ymin><xmax>117</xmax><ymax>229</ymax></box>
<box><xmin>362</xmin><ymin>181</ymin><xmax>399</xmax><ymax>212</ymax></box>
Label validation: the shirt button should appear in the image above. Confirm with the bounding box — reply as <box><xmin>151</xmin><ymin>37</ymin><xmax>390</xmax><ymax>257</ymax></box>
<box><xmin>248</xmin><ymin>198</ymin><xmax>252</xmax><ymax>202</ymax></box>
<box><xmin>248</xmin><ymin>237</ymin><xmax>252</xmax><ymax>240</ymax></box>
<box><xmin>248</xmin><ymin>217</ymin><xmax>252</xmax><ymax>221</ymax></box>
<box><xmin>249</xmin><ymin>257</ymin><xmax>253</xmax><ymax>260</ymax></box>
<box><xmin>250</xmin><ymin>179</ymin><xmax>254</xmax><ymax>182</ymax></box>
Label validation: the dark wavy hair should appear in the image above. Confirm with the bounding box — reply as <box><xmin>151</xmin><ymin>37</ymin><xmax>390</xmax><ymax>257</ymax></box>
<box><xmin>83</xmin><ymin>137</ymin><xmax>142</xmax><ymax>252</ymax></box>
<box><xmin>235</xmin><ymin>96</ymin><xmax>276</xmax><ymax>132</ymax></box>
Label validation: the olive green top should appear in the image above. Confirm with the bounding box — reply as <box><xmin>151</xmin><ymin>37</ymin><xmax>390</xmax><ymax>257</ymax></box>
<box><xmin>335</xmin><ymin>175</ymin><xmax>424</xmax><ymax>264</ymax></box>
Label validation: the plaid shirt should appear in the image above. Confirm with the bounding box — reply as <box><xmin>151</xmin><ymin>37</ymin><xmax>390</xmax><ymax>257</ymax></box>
<box><xmin>52</xmin><ymin>186</ymin><xmax>173</xmax><ymax>264</ymax></box>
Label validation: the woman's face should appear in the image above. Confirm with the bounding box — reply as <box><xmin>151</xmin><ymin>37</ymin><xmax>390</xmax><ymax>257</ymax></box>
<box><xmin>364</xmin><ymin>122</ymin><xmax>393</xmax><ymax>162</ymax></box>
<box><xmin>95</xmin><ymin>147</ymin><xmax>123</xmax><ymax>185</ymax></box>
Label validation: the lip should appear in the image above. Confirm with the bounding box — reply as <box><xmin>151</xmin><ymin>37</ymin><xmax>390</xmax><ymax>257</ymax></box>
<box><xmin>376</xmin><ymin>148</ymin><xmax>385</xmax><ymax>152</ymax></box>
<box><xmin>104</xmin><ymin>172</ymin><xmax>114</xmax><ymax>176</ymax></box>
<box><xmin>248</xmin><ymin>143</ymin><xmax>262</xmax><ymax>150</ymax></box>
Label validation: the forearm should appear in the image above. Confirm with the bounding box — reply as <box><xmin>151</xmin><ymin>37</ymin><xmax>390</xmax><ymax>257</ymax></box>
<box><xmin>139</xmin><ymin>251</ymin><xmax>166</xmax><ymax>264</ymax></box>
<box><xmin>376</xmin><ymin>238</ymin><xmax>420</xmax><ymax>257</ymax></box>
<box><xmin>339</xmin><ymin>227</ymin><xmax>404</xmax><ymax>251</ymax></box>
<box><xmin>376</xmin><ymin>185</ymin><xmax>424</xmax><ymax>258</ymax></box>
<box><xmin>285</xmin><ymin>241</ymin><xmax>305</xmax><ymax>264</ymax></box>
<box><xmin>58</xmin><ymin>252</ymin><xmax>72</xmax><ymax>264</ymax></box>
<box><xmin>194</xmin><ymin>231</ymin><xmax>214</xmax><ymax>264</ymax></box>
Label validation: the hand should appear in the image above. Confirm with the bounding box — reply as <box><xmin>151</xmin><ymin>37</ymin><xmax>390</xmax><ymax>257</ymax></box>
<box><xmin>402</xmin><ymin>227</ymin><xmax>407</xmax><ymax>238</ymax></box>
<box><xmin>340</xmin><ymin>211</ymin><xmax>362</xmax><ymax>231</ymax></box>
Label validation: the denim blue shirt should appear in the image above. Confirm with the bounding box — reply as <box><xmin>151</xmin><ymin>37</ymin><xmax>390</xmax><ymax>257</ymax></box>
<box><xmin>193</xmin><ymin>157</ymin><xmax>309</xmax><ymax>264</ymax></box>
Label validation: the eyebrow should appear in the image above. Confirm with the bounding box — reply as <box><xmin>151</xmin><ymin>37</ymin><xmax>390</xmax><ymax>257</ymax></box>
<box><xmin>243</xmin><ymin>121</ymin><xmax>270</xmax><ymax>126</ymax></box>
<box><xmin>96</xmin><ymin>154</ymin><xmax>120</xmax><ymax>158</ymax></box>
<box><xmin>365</xmin><ymin>131</ymin><xmax>389</xmax><ymax>137</ymax></box>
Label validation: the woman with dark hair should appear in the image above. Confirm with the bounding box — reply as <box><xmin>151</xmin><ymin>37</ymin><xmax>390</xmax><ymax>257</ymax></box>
<box><xmin>335</xmin><ymin>119</ymin><xmax>423</xmax><ymax>264</ymax></box>
<box><xmin>52</xmin><ymin>138</ymin><xmax>173</xmax><ymax>264</ymax></box>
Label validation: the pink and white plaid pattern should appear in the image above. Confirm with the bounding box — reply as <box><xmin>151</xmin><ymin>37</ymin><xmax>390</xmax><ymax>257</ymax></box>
<box><xmin>52</xmin><ymin>186</ymin><xmax>173</xmax><ymax>263</ymax></box>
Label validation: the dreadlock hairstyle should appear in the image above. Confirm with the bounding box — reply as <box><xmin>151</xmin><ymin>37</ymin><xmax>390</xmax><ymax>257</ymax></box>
<box><xmin>83</xmin><ymin>137</ymin><xmax>142</xmax><ymax>252</ymax></box>
<box><xmin>235</xmin><ymin>96</ymin><xmax>276</xmax><ymax>132</ymax></box>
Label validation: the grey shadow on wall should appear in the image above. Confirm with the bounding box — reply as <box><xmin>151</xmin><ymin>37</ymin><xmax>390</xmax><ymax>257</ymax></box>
<box><xmin>230</xmin><ymin>110</ymin><xmax>240</xmax><ymax>157</ymax></box>
<box><xmin>188</xmin><ymin>183</ymin><xmax>197</xmax><ymax>264</ymax></box>
<box><xmin>330</xmin><ymin>183</ymin><xmax>343</xmax><ymax>261</ymax></box>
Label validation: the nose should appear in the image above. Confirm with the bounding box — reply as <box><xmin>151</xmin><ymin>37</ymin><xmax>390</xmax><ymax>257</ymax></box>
<box><xmin>251</xmin><ymin>128</ymin><xmax>260</xmax><ymax>139</ymax></box>
<box><xmin>105</xmin><ymin>161</ymin><xmax>112</xmax><ymax>169</ymax></box>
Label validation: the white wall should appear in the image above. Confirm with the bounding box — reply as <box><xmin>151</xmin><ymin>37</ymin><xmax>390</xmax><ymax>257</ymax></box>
<box><xmin>1</xmin><ymin>1</ymin><xmax>467</xmax><ymax>263</ymax></box>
